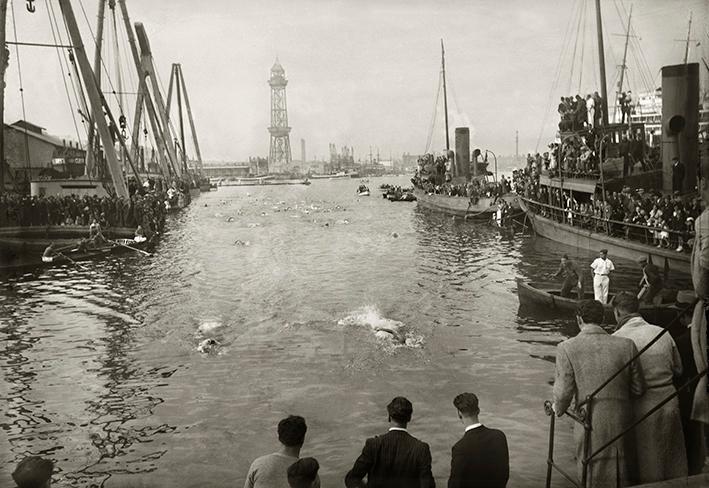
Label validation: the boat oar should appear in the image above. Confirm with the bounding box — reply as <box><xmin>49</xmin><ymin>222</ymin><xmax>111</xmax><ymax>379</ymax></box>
<box><xmin>114</xmin><ymin>241</ymin><xmax>152</xmax><ymax>256</ymax></box>
<box><xmin>56</xmin><ymin>253</ymin><xmax>89</xmax><ymax>270</ymax></box>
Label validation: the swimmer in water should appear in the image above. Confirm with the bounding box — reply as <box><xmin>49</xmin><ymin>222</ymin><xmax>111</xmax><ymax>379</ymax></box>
<box><xmin>198</xmin><ymin>338</ymin><xmax>221</xmax><ymax>354</ymax></box>
<box><xmin>373</xmin><ymin>326</ymin><xmax>406</xmax><ymax>345</ymax></box>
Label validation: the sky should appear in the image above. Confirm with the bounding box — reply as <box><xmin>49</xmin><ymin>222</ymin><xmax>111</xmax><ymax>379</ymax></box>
<box><xmin>3</xmin><ymin>0</ymin><xmax>708</xmax><ymax>162</ymax></box>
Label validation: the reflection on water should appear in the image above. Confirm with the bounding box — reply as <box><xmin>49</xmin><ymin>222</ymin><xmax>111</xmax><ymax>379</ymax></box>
<box><xmin>0</xmin><ymin>178</ymin><xmax>677</xmax><ymax>487</ymax></box>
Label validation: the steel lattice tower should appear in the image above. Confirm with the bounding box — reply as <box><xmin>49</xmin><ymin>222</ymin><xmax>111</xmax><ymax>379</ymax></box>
<box><xmin>268</xmin><ymin>58</ymin><xmax>292</xmax><ymax>172</ymax></box>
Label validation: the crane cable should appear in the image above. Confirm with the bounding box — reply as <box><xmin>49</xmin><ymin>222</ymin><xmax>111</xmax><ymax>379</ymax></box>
<box><xmin>45</xmin><ymin>0</ymin><xmax>87</xmax><ymax>147</ymax></box>
<box><xmin>9</xmin><ymin>0</ymin><xmax>32</xmax><ymax>183</ymax></box>
<box><xmin>76</xmin><ymin>0</ymin><xmax>130</xmax><ymax>134</ymax></box>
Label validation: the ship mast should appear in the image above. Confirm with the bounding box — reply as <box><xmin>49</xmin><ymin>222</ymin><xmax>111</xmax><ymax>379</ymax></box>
<box><xmin>594</xmin><ymin>0</ymin><xmax>609</xmax><ymax>126</ymax></box>
<box><xmin>683</xmin><ymin>11</ymin><xmax>692</xmax><ymax>64</ymax></box>
<box><xmin>616</xmin><ymin>4</ymin><xmax>632</xmax><ymax>122</ymax></box>
<box><xmin>0</xmin><ymin>0</ymin><xmax>6</xmax><ymax>195</ymax></box>
<box><xmin>441</xmin><ymin>39</ymin><xmax>450</xmax><ymax>152</ymax></box>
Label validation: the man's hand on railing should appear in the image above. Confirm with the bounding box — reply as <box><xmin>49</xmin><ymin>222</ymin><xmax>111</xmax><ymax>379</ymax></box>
<box><xmin>544</xmin><ymin>400</ymin><xmax>563</xmax><ymax>417</ymax></box>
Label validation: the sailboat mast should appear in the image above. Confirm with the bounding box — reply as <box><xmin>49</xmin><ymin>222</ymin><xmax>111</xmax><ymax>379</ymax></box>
<box><xmin>594</xmin><ymin>0</ymin><xmax>609</xmax><ymax>126</ymax></box>
<box><xmin>441</xmin><ymin>39</ymin><xmax>450</xmax><ymax>152</ymax></box>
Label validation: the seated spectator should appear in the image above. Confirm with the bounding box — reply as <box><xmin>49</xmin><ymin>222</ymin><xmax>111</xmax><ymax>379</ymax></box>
<box><xmin>12</xmin><ymin>456</ymin><xmax>53</xmax><ymax>488</ymax></box>
<box><xmin>287</xmin><ymin>458</ymin><xmax>320</xmax><ymax>488</ymax></box>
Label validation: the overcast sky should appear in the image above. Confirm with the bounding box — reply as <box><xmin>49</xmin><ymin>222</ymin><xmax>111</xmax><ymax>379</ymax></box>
<box><xmin>4</xmin><ymin>0</ymin><xmax>708</xmax><ymax>161</ymax></box>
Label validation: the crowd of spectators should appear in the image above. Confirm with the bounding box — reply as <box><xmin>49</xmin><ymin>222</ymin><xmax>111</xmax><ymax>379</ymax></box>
<box><xmin>512</xmin><ymin>159</ymin><xmax>700</xmax><ymax>252</ymax></box>
<box><xmin>0</xmin><ymin>178</ymin><xmax>190</xmax><ymax>237</ymax></box>
<box><xmin>411</xmin><ymin>153</ymin><xmax>512</xmax><ymax>204</ymax></box>
<box><xmin>558</xmin><ymin>92</ymin><xmax>605</xmax><ymax>131</ymax></box>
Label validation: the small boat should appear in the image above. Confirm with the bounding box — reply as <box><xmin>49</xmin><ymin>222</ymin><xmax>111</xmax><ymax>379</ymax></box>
<box><xmin>0</xmin><ymin>238</ymin><xmax>153</xmax><ymax>274</ymax></box>
<box><xmin>515</xmin><ymin>277</ymin><xmax>685</xmax><ymax>325</ymax></box>
<box><xmin>357</xmin><ymin>184</ymin><xmax>370</xmax><ymax>196</ymax></box>
<box><xmin>385</xmin><ymin>187</ymin><xmax>417</xmax><ymax>202</ymax></box>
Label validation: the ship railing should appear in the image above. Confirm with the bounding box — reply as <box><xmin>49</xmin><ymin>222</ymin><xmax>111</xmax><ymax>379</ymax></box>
<box><xmin>544</xmin><ymin>301</ymin><xmax>708</xmax><ymax>487</ymax></box>
<box><xmin>522</xmin><ymin>197</ymin><xmax>693</xmax><ymax>251</ymax></box>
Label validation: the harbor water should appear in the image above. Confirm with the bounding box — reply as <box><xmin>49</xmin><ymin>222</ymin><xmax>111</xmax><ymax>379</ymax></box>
<box><xmin>0</xmin><ymin>177</ymin><xmax>678</xmax><ymax>487</ymax></box>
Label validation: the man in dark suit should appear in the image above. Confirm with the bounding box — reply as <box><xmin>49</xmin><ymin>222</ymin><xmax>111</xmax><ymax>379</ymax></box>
<box><xmin>345</xmin><ymin>397</ymin><xmax>435</xmax><ymax>488</ymax></box>
<box><xmin>448</xmin><ymin>392</ymin><xmax>509</xmax><ymax>488</ymax></box>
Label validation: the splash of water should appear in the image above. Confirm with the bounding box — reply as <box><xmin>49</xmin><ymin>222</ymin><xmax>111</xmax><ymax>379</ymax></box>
<box><xmin>337</xmin><ymin>305</ymin><xmax>423</xmax><ymax>348</ymax></box>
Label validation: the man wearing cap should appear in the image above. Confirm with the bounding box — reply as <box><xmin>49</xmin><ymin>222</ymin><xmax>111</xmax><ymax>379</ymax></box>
<box><xmin>553</xmin><ymin>254</ymin><xmax>583</xmax><ymax>299</ymax></box>
<box><xmin>448</xmin><ymin>392</ymin><xmax>509</xmax><ymax>488</ymax></box>
<box><xmin>590</xmin><ymin>249</ymin><xmax>615</xmax><ymax>304</ymax></box>
<box><xmin>637</xmin><ymin>256</ymin><xmax>663</xmax><ymax>304</ymax></box>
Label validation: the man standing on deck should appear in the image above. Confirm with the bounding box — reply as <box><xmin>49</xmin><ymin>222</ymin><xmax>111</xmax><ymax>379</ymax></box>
<box><xmin>590</xmin><ymin>249</ymin><xmax>614</xmax><ymax>303</ymax></box>
<box><xmin>552</xmin><ymin>254</ymin><xmax>583</xmax><ymax>299</ymax></box>
<box><xmin>611</xmin><ymin>292</ymin><xmax>687</xmax><ymax>483</ymax></box>
<box><xmin>672</xmin><ymin>156</ymin><xmax>686</xmax><ymax>193</ymax></box>
<box><xmin>552</xmin><ymin>300</ymin><xmax>645</xmax><ymax>487</ymax></box>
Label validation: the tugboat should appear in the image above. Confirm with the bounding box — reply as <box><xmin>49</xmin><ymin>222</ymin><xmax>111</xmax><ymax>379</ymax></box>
<box><xmin>412</xmin><ymin>40</ymin><xmax>520</xmax><ymax>221</ymax></box>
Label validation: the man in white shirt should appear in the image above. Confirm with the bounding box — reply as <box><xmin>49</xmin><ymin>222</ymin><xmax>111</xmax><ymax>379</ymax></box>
<box><xmin>590</xmin><ymin>249</ymin><xmax>615</xmax><ymax>303</ymax></box>
<box><xmin>586</xmin><ymin>95</ymin><xmax>595</xmax><ymax>128</ymax></box>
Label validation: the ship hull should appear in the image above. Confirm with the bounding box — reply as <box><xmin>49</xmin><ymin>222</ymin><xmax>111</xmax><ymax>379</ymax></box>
<box><xmin>519</xmin><ymin>197</ymin><xmax>690</xmax><ymax>275</ymax></box>
<box><xmin>414</xmin><ymin>189</ymin><xmax>521</xmax><ymax>220</ymax></box>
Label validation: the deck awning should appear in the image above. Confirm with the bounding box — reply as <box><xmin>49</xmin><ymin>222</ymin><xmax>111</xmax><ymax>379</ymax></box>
<box><xmin>539</xmin><ymin>174</ymin><xmax>598</xmax><ymax>193</ymax></box>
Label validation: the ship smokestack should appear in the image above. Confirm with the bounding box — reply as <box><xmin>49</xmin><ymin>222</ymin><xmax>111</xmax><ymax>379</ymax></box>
<box><xmin>661</xmin><ymin>63</ymin><xmax>699</xmax><ymax>193</ymax></box>
<box><xmin>455</xmin><ymin>127</ymin><xmax>470</xmax><ymax>179</ymax></box>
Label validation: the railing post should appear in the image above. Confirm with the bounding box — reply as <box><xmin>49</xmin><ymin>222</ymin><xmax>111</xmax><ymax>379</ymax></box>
<box><xmin>581</xmin><ymin>398</ymin><xmax>592</xmax><ymax>487</ymax></box>
<box><xmin>545</xmin><ymin>401</ymin><xmax>556</xmax><ymax>488</ymax></box>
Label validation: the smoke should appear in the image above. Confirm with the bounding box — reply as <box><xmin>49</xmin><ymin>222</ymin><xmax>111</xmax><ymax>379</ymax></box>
<box><xmin>450</xmin><ymin>110</ymin><xmax>477</xmax><ymax>142</ymax></box>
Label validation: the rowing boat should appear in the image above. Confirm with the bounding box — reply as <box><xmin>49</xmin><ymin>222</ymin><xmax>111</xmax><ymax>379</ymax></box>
<box><xmin>0</xmin><ymin>238</ymin><xmax>152</xmax><ymax>274</ymax></box>
<box><xmin>515</xmin><ymin>277</ymin><xmax>687</xmax><ymax>326</ymax></box>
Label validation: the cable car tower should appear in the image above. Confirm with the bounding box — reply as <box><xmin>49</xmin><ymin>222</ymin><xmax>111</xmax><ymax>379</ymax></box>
<box><xmin>268</xmin><ymin>58</ymin><xmax>292</xmax><ymax>173</ymax></box>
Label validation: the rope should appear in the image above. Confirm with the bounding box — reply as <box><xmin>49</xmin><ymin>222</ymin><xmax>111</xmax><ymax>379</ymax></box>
<box><xmin>577</xmin><ymin>0</ymin><xmax>588</xmax><ymax>93</ymax></box>
<box><xmin>535</xmin><ymin>0</ymin><xmax>582</xmax><ymax>152</ymax></box>
<box><xmin>566</xmin><ymin>0</ymin><xmax>586</xmax><ymax>93</ymax></box>
<box><xmin>425</xmin><ymin>70</ymin><xmax>442</xmax><ymax>154</ymax></box>
<box><xmin>76</xmin><ymin>0</ymin><xmax>130</xmax><ymax>133</ymax></box>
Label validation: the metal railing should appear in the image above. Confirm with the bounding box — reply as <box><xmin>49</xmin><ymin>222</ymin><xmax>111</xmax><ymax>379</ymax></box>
<box><xmin>544</xmin><ymin>301</ymin><xmax>708</xmax><ymax>487</ymax></box>
<box><xmin>522</xmin><ymin>197</ymin><xmax>692</xmax><ymax>247</ymax></box>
